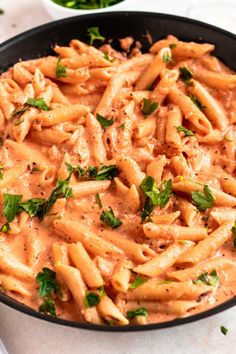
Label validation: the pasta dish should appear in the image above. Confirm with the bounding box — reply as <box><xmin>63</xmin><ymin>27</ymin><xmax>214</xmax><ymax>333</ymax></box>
<box><xmin>0</xmin><ymin>32</ymin><xmax>236</xmax><ymax>326</ymax></box>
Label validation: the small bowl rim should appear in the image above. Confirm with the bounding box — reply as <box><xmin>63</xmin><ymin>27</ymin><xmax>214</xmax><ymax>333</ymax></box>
<box><xmin>42</xmin><ymin>0</ymin><xmax>128</xmax><ymax>14</ymax></box>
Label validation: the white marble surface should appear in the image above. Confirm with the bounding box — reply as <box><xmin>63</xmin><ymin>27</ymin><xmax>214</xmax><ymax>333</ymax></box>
<box><xmin>0</xmin><ymin>1</ymin><xmax>236</xmax><ymax>353</ymax></box>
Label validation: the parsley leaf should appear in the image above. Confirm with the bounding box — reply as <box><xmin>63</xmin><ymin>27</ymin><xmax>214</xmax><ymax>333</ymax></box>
<box><xmin>119</xmin><ymin>123</ymin><xmax>125</xmax><ymax>130</ymax></box>
<box><xmin>39</xmin><ymin>298</ymin><xmax>56</xmax><ymax>317</ymax></box>
<box><xmin>0</xmin><ymin>164</ymin><xmax>4</xmax><ymax>180</ymax></box>
<box><xmin>179</xmin><ymin>67</ymin><xmax>193</xmax><ymax>85</ymax></box>
<box><xmin>140</xmin><ymin>177</ymin><xmax>172</xmax><ymax>222</ymax></box>
<box><xmin>96</xmin><ymin>113</ymin><xmax>114</xmax><ymax>129</ymax></box>
<box><xmin>0</xmin><ymin>223</ymin><xmax>10</xmax><ymax>233</ymax></box>
<box><xmin>142</xmin><ymin>98</ymin><xmax>158</xmax><ymax>117</ymax></box>
<box><xmin>220</xmin><ymin>326</ymin><xmax>228</xmax><ymax>335</ymax></box>
<box><xmin>88</xmin><ymin>164</ymin><xmax>118</xmax><ymax>180</ymax></box>
<box><xmin>36</xmin><ymin>267</ymin><xmax>61</xmax><ymax>298</ymax></box>
<box><xmin>189</xmin><ymin>94</ymin><xmax>206</xmax><ymax>111</ymax></box>
<box><xmin>27</xmin><ymin>98</ymin><xmax>50</xmax><ymax>111</ymax></box>
<box><xmin>55</xmin><ymin>55</ymin><xmax>67</xmax><ymax>78</ymax></box>
<box><xmin>77</xmin><ymin>166</ymin><xmax>86</xmax><ymax>177</ymax></box>
<box><xmin>231</xmin><ymin>220</ymin><xmax>236</xmax><ymax>249</ymax></box>
<box><xmin>193</xmin><ymin>269</ymin><xmax>219</xmax><ymax>287</ymax></box>
<box><xmin>96</xmin><ymin>193</ymin><xmax>103</xmax><ymax>209</ymax></box>
<box><xmin>87</xmin><ymin>27</ymin><xmax>105</xmax><ymax>45</ymax></box>
<box><xmin>169</xmin><ymin>43</ymin><xmax>177</xmax><ymax>49</ymax></box>
<box><xmin>176</xmin><ymin>125</ymin><xmax>195</xmax><ymax>137</ymax></box>
<box><xmin>191</xmin><ymin>185</ymin><xmax>215</xmax><ymax>212</ymax></box>
<box><xmin>129</xmin><ymin>274</ymin><xmax>147</xmax><ymax>289</ymax></box>
<box><xmin>3</xmin><ymin>194</ymin><xmax>22</xmax><ymax>222</ymax></box>
<box><xmin>163</xmin><ymin>53</ymin><xmax>171</xmax><ymax>63</ymax></box>
<box><xmin>100</xmin><ymin>207</ymin><xmax>122</xmax><ymax>228</ymax></box>
<box><xmin>126</xmin><ymin>307</ymin><xmax>148</xmax><ymax>319</ymax></box>
<box><xmin>19</xmin><ymin>198</ymin><xmax>46</xmax><ymax>217</ymax></box>
<box><xmin>85</xmin><ymin>291</ymin><xmax>100</xmax><ymax>308</ymax></box>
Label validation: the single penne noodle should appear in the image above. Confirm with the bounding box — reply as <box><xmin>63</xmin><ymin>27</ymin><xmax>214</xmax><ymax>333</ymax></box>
<box><xmin>24</xmin><ymin>230</ymin><xmax>42</xmax><ymax>266</ymax></box>
<box><xmin>125</xmin><ymin>280</ymin><xmax>212</xmax><ymax>301</ymax></box>
<box><xmin>168</xmin><ymin>257</ymin><xmax>235</xmax><ymax>281</ymax></box>
<box><xmin>56</xmin><ymin>264</ymin><xmax>102</xmax><ymax>324</ymax></box>
<box><xmin>146</xmin><ymin>155</ymin><xmax>167</xmax><ymax>185</ymax></box>
<box><xmin>220</xmin><ymin>176</ymin><xmax>236</xmax><ymax>197</ymax></box>
<box><xmin>123</xmin><ymin>184</ymin><xmax>141</xmax><ymax>213</ymax></box>
<box><xmin>97</xmin><ymin>295</ymin><xmax>129</xmax><ymax>325</ymax></box>
<box><xmin>135</xmin><ymin>47</ymin><xmax>171</xmax><ymax>90</ymax></box>
<box><xmin>169</xmin><ymin>86</ymin><xmax>212</xmax><ymax>134</ymax></box>
<box><xmin>173</xmin><ymin>177</ymin><xmax>236</xmax><ymax>207</ymax></box>
<box><xmin>176</xmin><ymin>222</ymin><xmax>233</xmax><ymax>265</ymax></box>
<box><xmin>150</xmin><ymin>38</ymin><xmax>214</xmax><ymax>58</ymax></box>
<box><xmin>0</xmin><ymin>275</ymin><xmax>31</xmax><ymax>297</ymax></box>
<box><xmin>165</xmin><ymin>105</ymin><xmax>182</xmax><ymax>149</ymax></box>
<box><xmin>39</xmin><ymin>57</ymin><xmax>90</xmax><ymax>84</ymax></box>
<box><xmin>0</xmin><ymin>253</ymin><xmax>34</xmax><ymax>281</ymax></box>
<box><xmin>192</xmin><ymin>67</ymin><xmax>236</xmax><ymax>89</ymax></box>
<box><xmin>101</xmin><ymin>229</ymin><xmax>156</xmax><ymax>263</ymax></box>
<box><xmin>71</xmin><ymin>180</ymin><xmax>111</xmax><ymax>198</ymax></box>
<box><xmin>190</xmin><ymin>80</ymin><xmax>228</xmax><ymax>131</ymax></box>
<box><xmin>143</xmin><ymin>223</ymin><xmax>208</xmax><ymax>241</ymax></box>
<box><xmin>13</xmin><ymin>62</ymin><xmax>33</xmax><ymax>86</ymax></box>
<box><xmin>0</xmin><ymin>82</ymin><xmax>15</xmax><ymax>119</ymax></box>
<box><xmin>120</xmin><ymin>299</ymin><xmax>201</xmax><ymax>316</ymax></box>
<box><xmin>85</xmin><ymin>113</ymin><xmax>107</xmax><ymax>164</ymax></box>
<box><xmin>133</xmin><ymin>241</ymin><xmax>194</xmax><ymax>277</ymax></box>
<box><xmin>151</xmin><ymin>69</ymin><xmax>179</xmax><ymax>104</ymax></box>
<box><xmin>61</xmin><ymin>53</ymin><xmax>111</xmax><ymax>69</ymax></box>
<box><xmin>210</xmin><ymin>209</ymin><xmax>236</xmax><ymax>225</ymax></box>
<box><xmin>68</xmin><ymin>242</ymin><xmax>104</xmax><ymax>288</ymax></box>
<box><xmin>116</xmin><ymin>156</ymin><xmax>145</xmax><ymax>189</ymax></box>
<box><xmin>30</xmin><ymin>128</ymin><xmax>71</xmax><ymax>146</ymax></box>
<box><xmin>152</xmin><ymin>211</ymin><xmax>181</xmax><ymax>225</ymax></box>
<box><xmin>93</xmin><ymin>256</ymin><xmax>115</xmax><ymax>280</ymax></box>
<box><xmin>38</xmin><ymin>104</ymin><xmax>89</xmax><ymax>126</ymax></box>
<box><xmin>51</xmin><ymin>242</ymin><xmax>71</xmax><ymax>302</ymax></box>
<box><xmin>53</xmin><ymin>219</ymin><xmax>124</xmax><ymax>258</ymax></box>
<box><xmin>111</xmin><ymin>259</ymin><xmax>132</xmax><ymax>293</ymax></box>
<box><xmin>54</xmin><ymin>45</ymin><xmax>78</xmax><ymax>58</ymax></box>
<box><xmin>171</xmin><ymin>155</ymin><xmax>193</xmax><ymax>177</ymax></box>
<box><xmin>134</xmin><ymin>116</ymin><xmax>156</xmax><ymax>139</ymax></box>
<box><xmin>178</xmin><ymin>198</ymin><xmax>198</xmax><ymax>227</ymax></box>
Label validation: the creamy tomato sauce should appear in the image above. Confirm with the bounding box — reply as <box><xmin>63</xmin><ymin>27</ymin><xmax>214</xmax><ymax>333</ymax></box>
<box><xmin>0</xmin><ymin>34</ymin><xmax>236</xmax><ymax>326</ymax></box>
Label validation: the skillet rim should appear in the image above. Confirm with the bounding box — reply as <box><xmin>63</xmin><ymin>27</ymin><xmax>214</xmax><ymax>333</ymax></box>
<box><xmin>0</xmin><ymin>10</ymin><xmax>236</xmax><ymax>331</ymax></box>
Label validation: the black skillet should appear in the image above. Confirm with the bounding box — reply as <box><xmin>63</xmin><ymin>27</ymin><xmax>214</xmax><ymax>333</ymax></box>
<box><xmin>0</xmin><ymin>11</ymin><xmax>235</xmax><ymax>331</ymax></box>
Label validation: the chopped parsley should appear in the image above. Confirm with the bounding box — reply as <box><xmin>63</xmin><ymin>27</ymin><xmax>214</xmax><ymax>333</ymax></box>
<box><xmin>189</xmin><ymin>94</ymin><xmax>206</xmax><ymax>111</ymax></box>
<box><xmin>88</xmin><ymin>164</ymin><xmax>118</xmax><ymax>180</ymax></box>
<box><xmin>3</xmin><ymin>194</ymin><xmax>23</xmax><ymax>222</ymax></box>
<box><xmin>118</xmin><ymin>123</ymin><xmax>125</xmax><ymax>130</ymax></box>
<box><xmin>55</xmin><ymin>56</ymin><xmax>67</xmax><ymax>78</ymax></box>
<box><xmin>163</xmin><ymin>53</ymin><xmax>171</xmax><ymax>63</ymax></box>
<box><xmin>39</xmin><ymin>298</ymin><xmax>56</xmax><ymax>317</ymax></box>
<box><xmin>0</xmin><ymin>164</ymin><xmax>4</xmax><ymax>179</ymax></box>
<box><xmin>27</xmin><ymin>98</ymin><xmax>50</xmax><ymax>111</ymax></box>
<box><xmin>169</xmin><ymin>43</ymin><xmax>177</xmax><ymax>49</ymax></box>
<box><xmin>96</xmin><ymin>193</ymin><xmax>103</xmax><ymax>209</ymax></box>
<box><xmin>126</xmin><ymin>307</ymin><xmax>148</xmax><ymax>319</ymax></box>
<box><xmin>96</xmin><ymin>113</ymin><xmax>114</xmax><ymax>129</ymax></box>
<box><xmin>52</xmin><ymin>0</ymin><xmax>122</xmax><ymax>10</ymax></box>
<box><xmin>176</xmin><ymin>125</ymin><xmax>195</xmax><ymax>137</ymax></box>
<box><xmin>179</xmin><ymin>67</ymin><xmax>193</xmax><ymax>85</ymax></box>
<box><xmin>100</xmin><ymin>207</ymin><xmax>122</xmax><ymax>228</ymax></box>
<box><xmin>85</xmin><ymin>291</ymin><xmax>100</xmax><ymax>308</ymax></box>
<box><xmin>140</xmin><ymin>176</ymin><xmax>172</xmax><ymax>222</ymax></box>
<box><xmin>0</xmin><ymin>223</ymin><xmax>10</xmax><ymax>233</ymax></box>
<box><xmin>87</xmin><ymin>27</ymin><xmax>105</xmax><ymax>45</ymax></box>
<box><xmin>129</xmin><ymin>274</ymin><xmax>147</xmax><ymax>289</ymax></box>
<box><xmin>193</xmin><ymin>269</ymin><xmax>219</xmax><ymax>287</ymax></box>
<box><xmin>231</xmin><ymin>220</ymin><xmax>236</xmax><ymax>249</ymax></box>
<box><xmin>36</xmin><ymin>267</ymin><xmax>61</xmax><ymax>298</ymax></box>
<box><xmin>191</xmin><ymin>185</ymin><xmax>215</xmax><ymax>212</ymax></box>
<box><xmin>103</xmin><ymin>52</ymin><xmax>115</xmax><ymax>62</ymax></box>
<box><xmin>220</xmin><ymin>326</ymin><xmax>228</xmax><ymax>335</ymax></box>
<box><xmin>142</xmin><ymin>98</ymin><xmax>158</xmax><ymax>117</ymax></box>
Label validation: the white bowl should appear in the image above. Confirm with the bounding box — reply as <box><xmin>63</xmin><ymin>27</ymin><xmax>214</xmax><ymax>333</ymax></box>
<box><xmin>41</xmin><ymin>0</ymin><xmax>131</xmax><ymax>20</ymax></box>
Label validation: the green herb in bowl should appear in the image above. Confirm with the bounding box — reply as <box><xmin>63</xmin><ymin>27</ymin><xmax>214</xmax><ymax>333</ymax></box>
<box><xmin>52</xmin><ymin>0</ymin><xmax>124</xmax><ymax>9</ymax></box>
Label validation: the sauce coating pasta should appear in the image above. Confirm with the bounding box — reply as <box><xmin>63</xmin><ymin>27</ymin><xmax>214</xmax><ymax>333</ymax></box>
<box><xmin>0</xmin><ymin>34</ymin><xmax>236</xmax><ymax>326</ymax></box>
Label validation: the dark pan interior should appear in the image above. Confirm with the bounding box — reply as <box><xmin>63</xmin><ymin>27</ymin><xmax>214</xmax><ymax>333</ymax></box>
<box><xmin>0</xmin><ymin>11</ymin><xmax>236</xmax><ymax>331</ymax></box>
